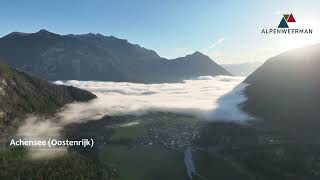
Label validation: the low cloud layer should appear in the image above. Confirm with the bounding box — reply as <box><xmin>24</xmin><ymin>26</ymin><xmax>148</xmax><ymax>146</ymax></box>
<box><xmin>54</xmin><ymin>75</ymin><xmax>251</xmax><ymax>121</ymax></box>
<box><xmin>18</xmin><ymin>76</ymin><xmax>252</xmax><ymax>138</ymax></box>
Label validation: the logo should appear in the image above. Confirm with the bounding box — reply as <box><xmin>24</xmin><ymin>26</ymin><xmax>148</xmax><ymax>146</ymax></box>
<box><xmin>261</xmin><ymin>13</ymin><xmax>312</xmax><ymax>34</ymax></box>
<box><xmin>278</xmin><ymin>13</ymin><xmax>296</xmax><ymax>28</ymax></box>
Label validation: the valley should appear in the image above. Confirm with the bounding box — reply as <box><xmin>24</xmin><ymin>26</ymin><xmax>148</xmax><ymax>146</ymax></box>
<box><xmin>61</xmin><ymin>111</ymin><xmax>320</xmax><ymax>180</ymax></box>
<box><xmin>1</xmin><ymin>1</ymin><xmax>320</xmax><ymax>179</ymax></box>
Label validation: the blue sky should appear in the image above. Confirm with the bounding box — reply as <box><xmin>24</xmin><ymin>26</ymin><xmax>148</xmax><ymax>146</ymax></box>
<box><xmin>1</xmin><ymin>0</ymin><xmax>320</xmax><ymax>64</ymax></box>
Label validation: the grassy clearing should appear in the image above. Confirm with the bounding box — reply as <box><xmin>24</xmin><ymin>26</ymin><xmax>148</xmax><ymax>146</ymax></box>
<box><xmin>110</xmin><ymin>123</ymin><xmax>148</xmax><ymax>141</ymax></box>
<box><xmin>193</xmin><ymin>150</ymin><xmax>255</xmax><ymax>180</ymax></box>
<box><xmin>99</xmin><ymin>145</ymin><xmax>188</xmax><ymax>180</ymax></box>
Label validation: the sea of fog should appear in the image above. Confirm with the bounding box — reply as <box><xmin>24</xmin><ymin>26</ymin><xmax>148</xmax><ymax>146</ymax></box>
<box><xmin>55</xmin><ymin>75</ymin><xmax>251</xmax><ymax>121</ymax></box>
<box><xmin>18</xmin><ymin>76</ymin><xmax>251</xmax><ymax>140</ymax></box>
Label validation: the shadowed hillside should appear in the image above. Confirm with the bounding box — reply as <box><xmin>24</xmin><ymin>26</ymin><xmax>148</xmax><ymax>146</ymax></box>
<box><xmin>0</xmin><ymin>61</ymin><xmax>96</xmax><ymax>129</ymax></box>
<box><xmin>243</xmin><ymin>44</ymin><xmax>320</xmax><ymax>141</ymax></box>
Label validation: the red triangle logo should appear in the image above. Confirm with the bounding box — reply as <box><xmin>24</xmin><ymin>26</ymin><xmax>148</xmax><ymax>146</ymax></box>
<box><xmin>287</xmin><ymin>13</ymin><xmax>296</xmax><ymax>22</ymax></box>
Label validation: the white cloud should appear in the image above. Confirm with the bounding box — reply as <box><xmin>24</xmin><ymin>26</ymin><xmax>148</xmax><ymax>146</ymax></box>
<box><xmin>53</xmin><ymin>76</ymin><xmax>250</xmax><ymax>121</ymax></box>
<box><xmin>202</xmin><ymin>38</ymin><xmax>225</xmax><ymax>51</ymax></box>
<box><xmin>18</xmin><ymin>76</ymin><xmax>252</xmax><ymax>145</ymax></box>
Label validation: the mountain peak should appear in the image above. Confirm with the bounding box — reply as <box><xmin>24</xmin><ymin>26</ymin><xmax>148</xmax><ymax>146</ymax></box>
<box><xmin>187</xmin><ymin>51</ymin><xmax>211</xmax><ymax>60</ymax></box>
<box><xmin>193</xmin><ymin>51</ymin><xmax>204</xmax><ymax>55</ymax></box>
<box><xmin>191</xmin><ymin>51</ymin><xmax>206</xmax><ymax>57</ymax></box>
<box><xmin>35</xmin><ymin>29</ymin><xmax>59</xmax><ymax>37</ymax></box>
<box><xmin>37</xmin><ymin>29</ymin><xmax>51</xmax><ymax>33</ymax></box>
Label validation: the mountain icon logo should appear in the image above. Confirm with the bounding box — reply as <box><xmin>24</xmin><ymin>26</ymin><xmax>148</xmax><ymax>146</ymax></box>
<box><xmin>278</xmin><ymin>13</ymin><xmax>296</xmax><ymax>28</ymax></box>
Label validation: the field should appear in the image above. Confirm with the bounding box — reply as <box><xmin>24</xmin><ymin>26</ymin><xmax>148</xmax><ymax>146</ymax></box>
<box><xmin>99</xmin><ymin>145</ymin><xmax>188</xmax><ymax>180</ymax></box>
<box><xmin>110</xmin><ymin>122</ymin><xmax>148</xmax><ymax>141</ymax></box>
<box><xmin>193</xmin><ymin>149</ymin><xmax>254</xmax><ymax>180</ymax></box>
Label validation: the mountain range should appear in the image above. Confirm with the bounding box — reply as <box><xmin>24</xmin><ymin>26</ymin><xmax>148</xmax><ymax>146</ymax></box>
<box><xmin>222</xmin><ymin>61</ymin><xmax>263</xmax><ymax>76</ymax></box>
<box><xmin>0</xmin><ymin>30</ymin><xmax>231</xmax><ymax>83</ymax></box>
